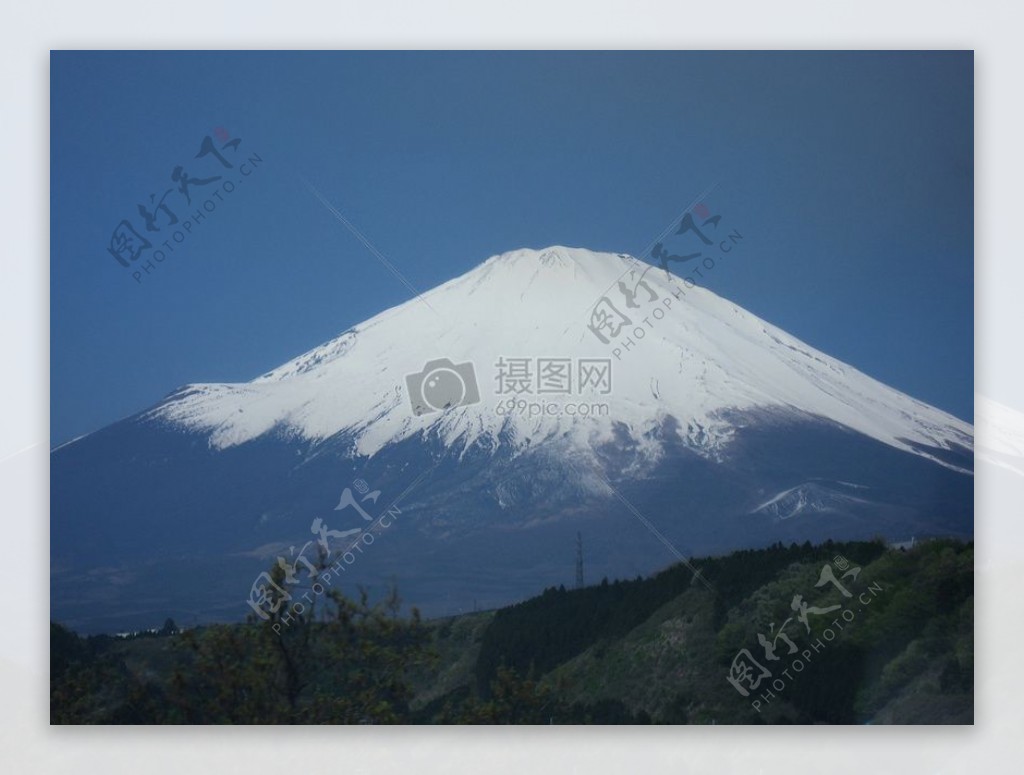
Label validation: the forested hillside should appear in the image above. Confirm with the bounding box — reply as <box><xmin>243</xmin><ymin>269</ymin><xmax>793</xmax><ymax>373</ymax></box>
<box><xmin>51</xmin><ymin>538</ymin><xmax>972</xmax><ymax>724</ymax></box>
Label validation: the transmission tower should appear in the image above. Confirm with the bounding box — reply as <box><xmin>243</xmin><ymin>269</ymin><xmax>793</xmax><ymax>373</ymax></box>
<box><xmin>575</xmin><ymin>531</ymin><xmax>584</xmax><ymax>589</ymax></box>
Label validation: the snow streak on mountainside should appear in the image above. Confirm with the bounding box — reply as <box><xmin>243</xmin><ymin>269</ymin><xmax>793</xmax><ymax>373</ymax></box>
<box><xmin>147</xmin><ymin>247</ymin><xmax>972</xmax><ymax>468</ymax></box>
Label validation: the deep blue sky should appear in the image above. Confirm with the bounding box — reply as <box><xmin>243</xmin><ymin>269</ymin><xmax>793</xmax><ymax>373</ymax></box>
<box><xmin>51</xmin><ymin>51</ymin><xmax>973</xmax><ymax>445</ymax></box>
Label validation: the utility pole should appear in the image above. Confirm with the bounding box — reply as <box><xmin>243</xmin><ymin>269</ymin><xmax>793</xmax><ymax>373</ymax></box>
<box><xmin>575</xmin><ymin>531</ymin><xmax>584</xmax><ymax>589</ymax></box>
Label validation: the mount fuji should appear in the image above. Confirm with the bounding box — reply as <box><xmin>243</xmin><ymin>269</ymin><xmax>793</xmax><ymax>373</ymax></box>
<box><xmin>51</xmin><ymin>247</ymin><xmax>973</xmax><ymax>633</ymax></box>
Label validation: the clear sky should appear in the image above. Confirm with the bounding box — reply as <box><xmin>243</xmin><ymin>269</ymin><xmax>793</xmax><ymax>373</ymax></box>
<box><xmin>50</xmin><ymin>51</ymin><xmax>973</xmax><ymax>445</ymax></box>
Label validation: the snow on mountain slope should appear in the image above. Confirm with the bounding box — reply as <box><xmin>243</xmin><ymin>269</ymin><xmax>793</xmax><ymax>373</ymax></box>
<box><xmin>751</xmin><ymin>482</ymin><xmax>876</xmax><ymax>520</ymax></box>
<box><xmin>147</xmin><ymin>246</ymin><xmax>973</xmax><ymax>468</ymax></box>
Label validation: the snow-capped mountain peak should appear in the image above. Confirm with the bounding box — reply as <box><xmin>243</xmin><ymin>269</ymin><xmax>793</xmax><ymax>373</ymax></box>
<box><xmin>147</xmin><ymin>246</ymin><xmax>972</xmax><ymax>468</ymax></box>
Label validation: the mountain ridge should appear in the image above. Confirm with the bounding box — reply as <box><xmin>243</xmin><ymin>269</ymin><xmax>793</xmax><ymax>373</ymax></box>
<box><xmin>51</xmin><ymin>245</ymin><xmax>973</xmax><ymax>633</ymax></box>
